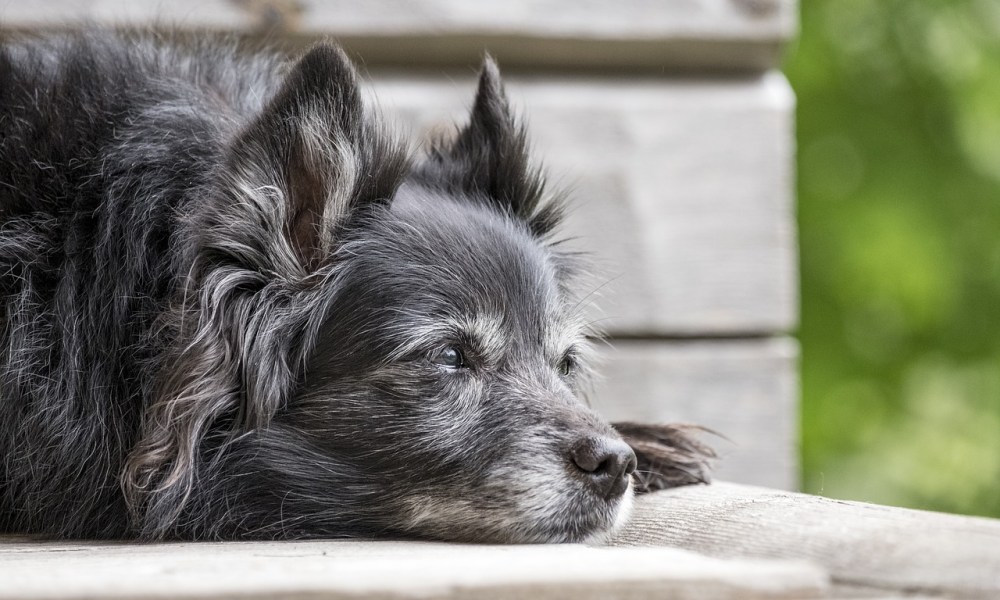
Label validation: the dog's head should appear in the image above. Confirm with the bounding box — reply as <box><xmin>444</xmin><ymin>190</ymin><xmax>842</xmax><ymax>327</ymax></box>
<box><xmin>125</xmin><ymin>45</ymin><xmax>710</xmax><ymax>541</ymax></box>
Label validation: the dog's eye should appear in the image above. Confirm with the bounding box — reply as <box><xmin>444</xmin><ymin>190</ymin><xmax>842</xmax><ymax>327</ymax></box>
<box><xmin>557</xmin><ymin>355</ymin><xmax>575</xmax><ymax>377</ymax></box>
<box><xmin>432</xmin><ymin>346</ymin><xmax>466</xmax><ymax>369</ymax></box>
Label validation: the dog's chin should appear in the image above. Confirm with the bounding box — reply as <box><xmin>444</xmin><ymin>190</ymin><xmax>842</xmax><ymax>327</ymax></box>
<box><xmin>581</xmin><ymin>480</ymin><xmax>635</xmax><ymax>545</ymax></box>
<box><xmin>400</xmin><ymin>477</ymin><xmax>635</xmax><ymax>544</ymax></box>
<box><xmin>504</xmin><ymin>482</ymin><xmax>635</xmax><ymax>544</ymax></box>
<box><xmin>540</xmin><ymin>478</ymin><xmax>636</xmax><ymax>545</ymax></box>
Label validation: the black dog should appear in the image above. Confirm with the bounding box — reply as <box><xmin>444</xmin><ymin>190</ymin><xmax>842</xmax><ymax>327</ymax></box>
<box><xmin>0</xmin><ymin>32</ymin><xmax>713</xmax><ymax>541</ymax></box>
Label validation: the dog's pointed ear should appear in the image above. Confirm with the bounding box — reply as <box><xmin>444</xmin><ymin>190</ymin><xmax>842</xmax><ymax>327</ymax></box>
<box><xmin>613</xmin><ymin>422</ymin><xmax>717</xmax><ymax>493</ymax></box>
<box><xmin>123</xmin><ymin>46</ymin><xmax>410</xmax><ymax>538</ymax></box>
<box><xmin>224</xmin><ymin>44</ymin><xmax>408</xmax><ymax>273</ymax></box>
<box><xmin>465</xmin><ymin>55</ymin><xmax>514</xmax><ymax>147</ymax></box>
<box><xmin>412</xmin><ymin>56</ymin><xmax>561</xmax><ymax>237</ymax></box>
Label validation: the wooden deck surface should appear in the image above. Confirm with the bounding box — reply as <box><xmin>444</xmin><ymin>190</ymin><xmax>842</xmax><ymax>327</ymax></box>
<box><xmin>0</xmin><ymin>538</ymin><xmax>826</xmax><ymax>599</ymax></box>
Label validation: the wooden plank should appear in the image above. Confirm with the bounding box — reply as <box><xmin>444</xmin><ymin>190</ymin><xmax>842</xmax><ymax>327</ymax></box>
<box><xmin>0</xmin><ymin>538</ymin><xmax>829</xmax><ymax>599</ymax></box>
<box><xmin>615</xmin><ymin>482</ymin><xmax>1000</xmax><ymax>598</ymax></box>
<box><xmin>375</xmin><ymin>73</ymin><xmax>797</xmax><ymax>335</ymax></box>
<box><xmin>0</xmin><ymin>0</ymin><xmax>798</xmax><ymax>71</ymax></box>
<box><xmin>593</xmin><ymin>338</ymin><xmax>798</xmax><ymax>490</ymax></box>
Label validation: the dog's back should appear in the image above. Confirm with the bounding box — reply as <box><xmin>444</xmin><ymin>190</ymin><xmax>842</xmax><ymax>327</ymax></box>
<box><xmin>0</xmin><ymin>34</ymin><xmax>279</xmax><ymax>536</ymax></box>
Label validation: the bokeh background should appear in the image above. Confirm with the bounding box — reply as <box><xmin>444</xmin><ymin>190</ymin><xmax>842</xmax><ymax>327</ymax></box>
<box><xmin>788</xmin><ymin>0</ymin><xmax>1000</xmax><ymax>518</ymax></box>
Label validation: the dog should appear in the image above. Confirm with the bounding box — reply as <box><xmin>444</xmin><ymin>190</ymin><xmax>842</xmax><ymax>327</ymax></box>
<box><xmin>0</xmin><ymin>31</ymin><xmax>713</xmax><ymax>542</ymax></box>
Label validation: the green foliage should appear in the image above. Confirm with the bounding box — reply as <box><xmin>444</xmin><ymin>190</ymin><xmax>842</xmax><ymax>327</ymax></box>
<box><xmin>785</xmin><ymin>0</ymin><xmax>1000</xmax><ymax>517</ymax></box>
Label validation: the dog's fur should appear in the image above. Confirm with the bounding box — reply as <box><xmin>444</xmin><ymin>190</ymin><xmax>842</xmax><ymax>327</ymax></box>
<box><xmin>0</xmin><ymin>32</ymin><xmax>713</xmax><ymax>542</ymax></box>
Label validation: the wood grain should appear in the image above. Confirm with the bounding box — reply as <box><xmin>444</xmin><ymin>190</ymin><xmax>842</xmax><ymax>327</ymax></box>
<box><xmin>0</xmin><ymin>538</ymin><xmax>828</xmax><ymax>599</ymax></box>
<box><xmin>616</xmin><ymin>482</ymin><xmax>1000</xmax><ymax>598</ymax></box>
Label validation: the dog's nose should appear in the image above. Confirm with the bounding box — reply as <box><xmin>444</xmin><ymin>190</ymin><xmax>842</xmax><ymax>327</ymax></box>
<box><xmin>569</xmin><ymin>436</ymin><xmax>637</xmax><ymax>499</ymax></box>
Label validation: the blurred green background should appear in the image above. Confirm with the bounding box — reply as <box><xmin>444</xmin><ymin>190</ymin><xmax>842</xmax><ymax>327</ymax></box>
<box><xmin>786</xmin><ymin>0</ymin><xmax>1000</xmax><ymax>518</ymax></box>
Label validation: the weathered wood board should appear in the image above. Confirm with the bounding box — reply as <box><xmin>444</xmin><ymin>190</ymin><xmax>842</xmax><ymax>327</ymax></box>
<box><xmin>596</xmin><ymin>338</ymin><xmax>798</xmax><ymax>490</ymax></box>
<box><xmin>0</xmin><ymin>0</ymin><xmax>797</xmax><ymax>71</ymax></box>
<box><xmin>0</xmin><ymin>538</ymin><xmax>828</xmax><ymax>599</ymax></box>
<box><xmin>374</xmin><ymin>72</ymin><xmax>797</xmax><ymax>336</ymax></box>
<box><xmin>617</xmin><ymin>482</ymin><xmax>1000</xmax><ymax>599</ymax></box>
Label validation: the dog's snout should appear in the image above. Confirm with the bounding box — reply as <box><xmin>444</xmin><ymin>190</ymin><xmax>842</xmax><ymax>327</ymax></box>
<box><xmin>569</xmin><ymin>436</ymin><xmax>637</xmax><ymax>499</ymax></box>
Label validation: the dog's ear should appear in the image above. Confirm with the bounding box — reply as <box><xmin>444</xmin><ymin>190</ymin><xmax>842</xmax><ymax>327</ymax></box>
<box><xmin>123</xmin><ymin>46</ymin><xmax>409</xmax><ymax>538</ymax></box>
<box><xmin>412</xmin><ymin>56</ymin><xmax>561</xmax><ymax>237</ymax></box>
<box><xmin>612</xmin><ymin>422</ymin><xmax>717</xmax><ymax>493</ymax></box>
<box><xmin>222</xmin><ymin>44</ymin><xmax>408</xmax><ymax>273</ymax></box>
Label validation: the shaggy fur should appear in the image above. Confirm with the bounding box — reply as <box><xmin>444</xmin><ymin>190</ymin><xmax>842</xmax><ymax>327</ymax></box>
<box><xmin>0</xmin><ymin>31</ymin><xmax>713</xmax><ymax>542</ymax></box>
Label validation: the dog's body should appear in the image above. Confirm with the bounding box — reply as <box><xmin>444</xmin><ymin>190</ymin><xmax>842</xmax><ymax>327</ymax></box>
<box><xmin>0</xmin><ymin>32</ymin><xmax>711</xmax><ymax>542</ymax></box>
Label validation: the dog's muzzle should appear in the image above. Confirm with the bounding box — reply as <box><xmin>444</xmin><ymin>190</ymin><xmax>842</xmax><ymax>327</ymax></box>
<box><xmin>569</xmin><ymin>436</ymin><xmax>637</xmax><ymax>500</ymax></box>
